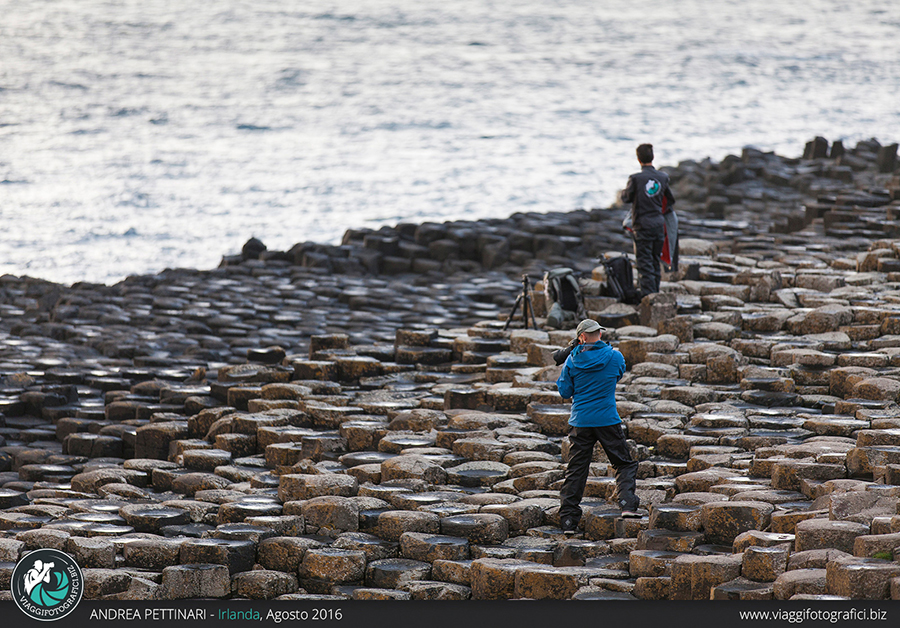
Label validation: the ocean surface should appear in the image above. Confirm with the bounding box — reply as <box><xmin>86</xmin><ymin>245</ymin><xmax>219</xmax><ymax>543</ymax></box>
<box><xmin>1</xmin><ymin>0</ymin><xmax>898</xmax><ymax>285</ymax></box>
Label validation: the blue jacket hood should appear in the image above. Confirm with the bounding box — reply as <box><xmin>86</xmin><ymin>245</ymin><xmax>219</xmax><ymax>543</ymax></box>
<box><xmin>568</xmin><ymin>342</ymin><xmax>615</xmax><ymax>370</ymax></box>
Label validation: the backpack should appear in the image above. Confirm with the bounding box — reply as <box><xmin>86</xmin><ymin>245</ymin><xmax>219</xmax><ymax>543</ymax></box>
<box><xmin>602</xmin><ymin>256</ymin><xmax>641</xmax><ymax>305</ymax></box>
<box><xmin>543</xmin><ymin>268</ymin><xmax>586</xmax><ymax>328</ymax></box>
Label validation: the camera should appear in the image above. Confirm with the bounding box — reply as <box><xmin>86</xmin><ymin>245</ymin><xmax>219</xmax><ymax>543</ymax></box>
<box><xmin>551</xmin><ymin>336</ymin><xmax>581</xmax><ymax>366</ymax></box>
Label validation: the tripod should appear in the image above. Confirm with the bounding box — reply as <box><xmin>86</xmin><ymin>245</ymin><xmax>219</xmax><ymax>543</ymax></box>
<box><xmin>503</xmin><ymin>274</ymin><xmax>538</xmax><ymax>330</ymax></box>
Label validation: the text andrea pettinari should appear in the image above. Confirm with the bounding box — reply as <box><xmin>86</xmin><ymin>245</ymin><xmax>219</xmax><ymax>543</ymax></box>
<box><xmin>90</xmin><ymin>609</ymin><xmax>207</xmax><ymax>620</ymax></box>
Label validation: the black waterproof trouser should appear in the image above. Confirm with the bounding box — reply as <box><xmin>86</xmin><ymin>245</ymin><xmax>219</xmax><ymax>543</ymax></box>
<box><xmin>559</xmin><ymin>424</ymin><xmax>639</xmax><ymax>523</ymax></box>
<box><xmin>633</xmin><ymin>229</ymin><xmax>665</xmax><ymax>297</ymax></box>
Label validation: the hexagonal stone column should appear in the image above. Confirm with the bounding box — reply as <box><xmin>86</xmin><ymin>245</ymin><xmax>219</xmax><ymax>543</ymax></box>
<box><xmin>826</xmin><ymin>555</ymin><xmax>900</xmax><ymax>599</ymax></box>
<box><xmin>670</xmin><ymin>554</ymin><xmax>742</xmax><ymax>600</ymax></box>
<box><xmin>480</xmin><ymin>502</ymin><xmax>543</xmax><ymax>535</ymax></box>
<box><xmin>445</xmin><ymin>461</ymin><xmax>510</xmax><ymax>487</ymax></box>
<box><xmin>440</xmin><ymin>514</ymin><xmax>508</xmax><ymax>544</ymax></box>
<box><xmin>231</xmin><ymin>570</ymin><xmax>299</xmax><ymax>599</ymax></box>
<box><xmin>629</xmin><ymin>550</ymin><xmax>684</xmax><ymax>578</ymax></box>
<box><xmin>180</xmin><ymin>538</ymin><xmax>255</xmax><ymax>574</ymax></box>
<box><xmin>119</xmin><ymin>504</ymin><xmax>191</xmax><ymax>533</ymax></box>
<box><xmin>365</xmin><ymin>558</ymin><xmax>431</xmax><ymax>589</ymax></box>
<box><xmin>278</xmin><ymin>474</ymin><xmax>358</xmax><ymax>501</ymax></box>
<box><xmin>161</xmin><ymin>564</ymin><xmax>230</xmax><ymax>599</ymax></box>
<box><xmin>299</xmin><ymin>548</ymin><xmax>367</xmax><ymax>593</ymax></box>
<box><xmin>66</xmin><ymin>537</ymin><xmax>115</xmax><ymax>568</ymax></box>
<box><xmin>399</xmin><ymin>532</ymin><xmax>470</xmax><ymax>562</ymax></box>
<box><xmin>649</xmin><ymin>504</ymin><xmax>702</xmax><ymax>531</ymax></box>
<box><xmin>376</xmin><ymin>511</ymin><xmax>440</xmax><ymax>542</ymax></box>
<box><xmin>123</xmin><ymin>538</ymin><xmax>185</xmax><ymax>570</ymax></box>
<box><xmin>773</xmin><ymin>569</ymin><xmax>828</xmax><ymax>600</ymax></box>
<box><xmin>742</xmin><ymin>546</ymin><xmax>789</xmax><ymax>582</ymax></box>
<box><xmin>700</xmin><ymin>501</ymin><xmax>774</xmax><ymax>545</ymax></box>
<box><xmin>514</xmin><ymin>565</ymin><xmax>594</xmax><ymax>599</ymax></box>
<box><xmin>258</xmin><ymin>536</ymin><xmax>325</xmax><ymax>572</ymax></box>
<box><xmin>794</xmin><ymin>519</ymin><xmax>868</xmax><ymax>553</ymax></box>
<box><xmin>470</xmin><ymin>558</ymin><xmax>533</xmax><ymax>599</ymax></box>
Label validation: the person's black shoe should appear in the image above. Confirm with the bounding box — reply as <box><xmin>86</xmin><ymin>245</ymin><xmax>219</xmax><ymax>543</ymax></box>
<box><xmin>561</xmin><ymin>517</ymin><xmax>579</xmax><ymax>534</ymax></box>
<box><xmin>618</xmin><ymin>498</ymin><xmax>641</xmax><ymax>518</ymax></box>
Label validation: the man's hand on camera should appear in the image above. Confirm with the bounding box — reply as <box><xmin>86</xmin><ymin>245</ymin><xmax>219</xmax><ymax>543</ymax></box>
<box><xmin>553</xmin><ymin>336</ymin><xmax>581</xmax><ymax>366</ymax></box>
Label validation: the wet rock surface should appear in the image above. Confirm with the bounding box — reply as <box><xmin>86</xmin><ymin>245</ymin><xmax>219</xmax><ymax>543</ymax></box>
<box><xmin>1</xmin><ymin>138</ymin><xmax>900</xmax><ymax>600</ymax></box>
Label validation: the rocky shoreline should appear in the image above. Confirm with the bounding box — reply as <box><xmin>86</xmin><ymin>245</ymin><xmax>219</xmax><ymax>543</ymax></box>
<box><xmin>1</xmin><ymin>137</ymin><xmax>900</xmax><ymax>601</ymax></box>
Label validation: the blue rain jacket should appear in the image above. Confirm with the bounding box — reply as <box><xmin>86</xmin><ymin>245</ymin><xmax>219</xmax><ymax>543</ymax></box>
<box><xmin>556</xmin><ymin>341</ymin><xmax>626</xmax><ymax>427</ymax></box>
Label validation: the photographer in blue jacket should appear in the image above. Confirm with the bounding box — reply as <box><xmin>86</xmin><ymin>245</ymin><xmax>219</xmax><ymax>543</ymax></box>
<box><xmin>556</xmin><ymin>319</ymin><xmax>640</xmax><ymax>533</ymax></box>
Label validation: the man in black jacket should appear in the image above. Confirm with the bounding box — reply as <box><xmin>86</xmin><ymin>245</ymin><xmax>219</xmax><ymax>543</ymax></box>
<box><xmin>621</xmin><ymin>144</ymin><xmax>676</xmax><ymax>297</ymax></box>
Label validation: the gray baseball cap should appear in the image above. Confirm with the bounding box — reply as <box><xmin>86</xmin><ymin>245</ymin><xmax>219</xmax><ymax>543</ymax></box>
<box><xmin>575</xmin><ymin>319</ymin><xmax>606</xmax><ymax>337</ymax></box>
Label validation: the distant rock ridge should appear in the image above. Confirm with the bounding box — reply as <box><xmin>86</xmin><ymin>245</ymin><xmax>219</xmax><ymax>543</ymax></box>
<box><xmin>223</xmin><ymin>137</ymin><xmax>899</xmax><ymax>282</ymax></box>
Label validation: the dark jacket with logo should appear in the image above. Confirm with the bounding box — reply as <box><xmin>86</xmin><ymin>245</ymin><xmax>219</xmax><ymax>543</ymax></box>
<box><xmin>621</xmin><ymin>165</ymin><xmax>676</xmax><ymax>234</ymax></box>
<box><xmin>556</xmin><ymin>342</ymin><xmax>626</xmax><ymax>427</ymax></box>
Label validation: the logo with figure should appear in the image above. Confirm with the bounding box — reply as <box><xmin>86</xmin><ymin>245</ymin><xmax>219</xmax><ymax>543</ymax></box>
<box><xmin>12</xmin><ymin>548</ymin><xmax>83</xmax><ymax>621</ymax></box>
<box><xmin>645</xmin><ymin>179</ymin><xmax>661</xmax><ymax>196</ymax></box>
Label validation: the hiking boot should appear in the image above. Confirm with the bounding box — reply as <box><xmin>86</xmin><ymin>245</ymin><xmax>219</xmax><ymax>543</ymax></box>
<box><xmin>561</xmin><ymin>517</ymin><xmax>579</xmax><ymax>534</ymax></box>
<box><xmin>618</xmin><ymin>497</ymin><xmax>641</xmax><ymax>518</ymax></box>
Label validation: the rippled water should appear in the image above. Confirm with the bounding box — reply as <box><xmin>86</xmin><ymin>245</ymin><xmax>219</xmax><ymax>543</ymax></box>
<box><xmin>1</xmin><ymin>0</ymin><xmax>898</xmax><ymax>284</ymax></box>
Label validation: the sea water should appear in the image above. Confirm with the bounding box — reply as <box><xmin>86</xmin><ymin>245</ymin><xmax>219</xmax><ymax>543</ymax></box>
<box><xmin>1</xmin><ymin>0</ymin><xmax>898</xmax><ymax>284</ymax></box>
